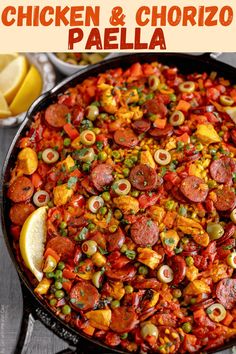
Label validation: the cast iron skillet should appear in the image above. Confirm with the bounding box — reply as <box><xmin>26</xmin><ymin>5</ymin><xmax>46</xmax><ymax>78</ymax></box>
<box><xmin>1</xmin><ymin>53</ymin><xmax>236</xmax><ymax>354</ymax></box>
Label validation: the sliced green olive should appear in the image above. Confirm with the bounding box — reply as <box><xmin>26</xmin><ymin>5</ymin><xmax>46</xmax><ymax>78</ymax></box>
<box><xmin>82</xmin><ymin>240</ymin><xmax>98</xmax><ymax>256</ymax></box>
<box><xmin>206</xmin><ymin>222</ymin><xmax>224</xmax><ymax>240</ymax></box>
<box><xmin>169</xmin><ymin>110</ymin><xmax>185</xmax><ymax>126</ymax></box>
<box><xmin>207</xmin><ymin>303</ymin><xmax>226</xmax><ymax>322</ymax></box>
<box><xmin>85</xmin><ymin>105</ymin><xmax>99</xmax><ymax>121</ymax></box>
<box><xmin>141</xmin><ymin>323</ymin><xmax>159</xmax><ymax>339</ymax></box>
<box><xmin>226</xmin><ymin>251</ymin><xmax>236</xmax><ymax>269</ymax></box>
<box><xmin>42</xmin><ymin>148</ymin><xmax>59</xmax><ymax>164</ymax></box>
<box><xmin>179</xmin><ymin>81</ymin><xmax>195</xmax><ymax>93</ymax></box>
<box><xmin>113</xmin><ymin>179</ymin><xmax>131</xmax><ymax>196</ymax></box>
<box><xmin>148</xmin><ymin>75</ymin><xmax>160</xmax><ymax>91</ymax></box>
<box><xmin>88</xmin><ymin>196</ymin><xmax>104</xmax><ymax>213</ymax></box>
<box><xmin>157</xmin><ymin>265</ymin><xmax>173</xmax><ymax>283</ymax></box>
<box><xmin>230</xmin><ymin>209</ymin><xmax>236</xmax><ymax>224</ymax></box>
<box><xmin>78</xmin><ymin>148</ymin><xmax>95</xmax><ymax>163</ymax></box>
<box><xmin>33</xmin><ymin>190</ymin><xmax>50</xmax><ymax>207</ymax></box>
<box><xmin>154</xmin><ymin>149</ymin><xmax>171</xmax><ymax>166</ymax></box>
<box><xmin>80</xmin><ymin>130</ymin><xmax>96</xmax><ymax>146</ymax></box>
<box><xmin>92</xmin><ymin>270</ymin><xmax>103</xmax><ymax>288</ymax></box>
<box><xmin>220</xmin><ymin>95</ymin><xmax>234</xmax><ymax>106</ymax></box>
<box><xmin>43</xmin><ymin>255</ymin><xmax>57</xmax><ymax>273</ymax></box>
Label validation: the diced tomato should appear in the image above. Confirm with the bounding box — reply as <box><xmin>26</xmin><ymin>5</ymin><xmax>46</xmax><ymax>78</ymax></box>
<box><xmin>62</xmin><ymin>279</ymin><xmax>72</xmax><ymax>292</ymax></box>
<box><xmin>129</xmin><ymin>62</ymin><xmax>143</xmax><ymax>77</ymax></box>
<box><xmin>153</xmin><ymin>117</ymin><xmax>167</xmax><ymax>129</ymax></box>
<box><xmin>138</xmin><ymin>193</ymin><xmax>160</xmax><ymax>209</ymax></box>
<box><xmin>44</xmin><ymin>248</ymin><xmax>60</xmax><ymax>263</ymax></box>
<box><xmin>164</xmin><ymin>172</ymin><xmax>181</xmax><ymax>186</ymax></box>
<box><xmin>96</xmin><ymin>134</ymin><xmax>109</xmax><ymax>147</ymax></box>
<box><xmin>176</xmin><ymin>132</ymin><xmax>190</xmax><ymax>143</ymax></box>
<box><xmin>206</xmin><ymin>87</ymin><xmax>220</xmax><ymax>101</ymax></box>
<box><xmin>69</xmin><ymin>195</ymin><xmax>85</xmax><ymax>208</ymax></box>
<box><xmin>182</xmin><ymin>334</ymin><xmax>200</xmax><ymax>353</ymax></box>
<box><xmin>62</xmin><ymin>268</ymin><xmax>77</xmax><ymax>280</ymax></box>
<box><xmin>63</xmin><ymin>123</ymin><xmax>79</xmax><ymax>140</ymax></box>
<box><xmin>175</xmin><ymin>100</ymin><xmax>191</xmax><ymax>112</ymax></box>
<box><xmin>10</xmin><ymin>225</ymin><xmax>21</xmax><ymax>241</ymax></box>
<box><xmin>31</xmin><ymin>172</ymin><xmax>43</xmax><ymax>189</ymax></box>
<box><xmin>19</xmin><ymin>137</ymin><xmax>31</xmax><ymax>148</ymax></box>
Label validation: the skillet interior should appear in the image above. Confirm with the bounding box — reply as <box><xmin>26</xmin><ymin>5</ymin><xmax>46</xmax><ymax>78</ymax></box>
<box><xmin>2</xmin><ymin>52</ymin><xmax>236</xmax><ymax>353</ymax></box>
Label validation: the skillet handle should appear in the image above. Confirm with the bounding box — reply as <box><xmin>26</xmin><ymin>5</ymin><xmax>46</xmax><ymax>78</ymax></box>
<box><xmin>198</xmin><ymin>52</ymin><xmax>222</xmax><ymax>60</ymax></box>
<box><xmin>14</xmin><ymin>291</ymin><xmax>36</xmax><ymax>354</ymax></box>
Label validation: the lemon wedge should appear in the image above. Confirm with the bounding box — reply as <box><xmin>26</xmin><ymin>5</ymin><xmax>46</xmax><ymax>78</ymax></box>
<box><xmin>0</xmin><ymin>55</ymin><xmax>27</xmax><ymax>103</ymax></box>
<box><xmin>10</xmin><ymin>65</ymin><xmax>42</xmax><ymax>115</ymax></box>
<box><xmin>19</xmin><ymin>206</ymin><xmax>48</xmax><ymax>281</ymax></box>
<box><xmin>0</xmin><ymin>53</ymin><xmax>18</xmax><ymax>71</ymax></box>
<box><xmin>0</xmin><ymin>91</ymin><xmax>11</xmax><ymax>118</ymax></box>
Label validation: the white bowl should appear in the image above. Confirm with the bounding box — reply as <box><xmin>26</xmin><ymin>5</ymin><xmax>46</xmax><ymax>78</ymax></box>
<box><xmin>47</xmin><ymin>53</ymin><xmax>116</xmax><ymax>76</ymax></box>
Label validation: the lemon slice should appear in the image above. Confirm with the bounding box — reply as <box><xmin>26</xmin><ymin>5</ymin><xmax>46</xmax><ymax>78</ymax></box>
<box><xmin>0</xmin><ymin>53</ymin><xmax>18</xmax><ymax>71</ymax></box>
<box><xmin>10</xmin><ymin>65</ymin><xmax>42</xmax><ymax>115</ymax></box>
<box><xmin>0</xmin><ymin>55</ymin><xmax>27</xmax><ymax>103</ymax></box>
<box><xmin>0</xmin><ymin>91</ymin><xmax>11</xmax><ymax>118</ymax></box>
<box><xmin>225</xmin><ymin>106</ymin><xmax>236</xmax><ymax>124</ymax></box>
<box><xmin>19</xmin><ymin>206</ymin><xmax>48</xmax><ymax>281</ymax></box>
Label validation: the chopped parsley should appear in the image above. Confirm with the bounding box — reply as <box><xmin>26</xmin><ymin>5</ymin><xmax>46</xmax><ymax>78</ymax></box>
<box><xmin>97</xmin><ymin>246</ymin><xmax>108</xmax><ymax>255</ymax></box>
<box><xmin>125</xmin><ymin>250</ymin><xmax>136</xmax><ymax>260</ymax></box>
<box><xmin>164</xmin><ymin>238</ymin><xmax>175</xmax><ymax>246</ymax></box>
<box><xmin>75</xmin><ymin>227</ymin><xmax>88</xmax><ymax>241</ymax></box>
<box><xmin>65</xmin><ymin>113</ymin><xmax>71</xmax><ymax>123</ymax></box>
<box><xmin>96</xmin><ymin>141</ymin><xmax>103</xmax><ymax>151</ymax></box>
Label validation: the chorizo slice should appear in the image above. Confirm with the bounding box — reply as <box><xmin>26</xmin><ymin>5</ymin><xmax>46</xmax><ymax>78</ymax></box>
<box><xmin>180</xmin><ymin>176</ymin><xmax>209</xmax><ymax>203</ymax></box>
<box><xmin>132</xmin><ymin>119</ymin><xmax>151</xmax><ymax>133</ymax></box>
<box><xmin>91</xmin><ymin>163</ymin><xmax>113</xmax><ymax>191</ymax></box>
<box><xmin>105</xmin><ymin>264</ymin><xmax>137</xmax><ymax>281</ymax></box>
<box><xmin>8</xmin><ymin>176</ymin><xmax>34</xmax><ymax>203</ymax></box>
<box><xmin>69</xmin><ymin>282</ymin><xmax>99</xmax><ymax>311</ymax></box>
<box><xmin>214</xmin><ymin>186</ymin><xmax>236</xmax><ymax>211</ymax></box>
<box><xmin>131</xmin><ymin>278</ymin><xmax>161</xmax><ymax>291</ymax></box>
<box><xmin>216</xmin><ymin>278</ymin><xmax>236</xmax><ymax>310</ymax></box>
<box><xmin>210</xmin><ymin>157</ymin><xmax>236</xmax><ymax>184</ymax></box>
<box><xmin>45</xmin><ymin>103</ymin><xmax>69</xmax><ymax>128</ymax></box>
<box><xmin>168</xmin><ymin>255</ymin><xmax>186</xmax><ymax>285</ymax></box>
<box><xmin>217</xmin><ymin>223</ymin><xmax>236</xmax><ymax>245</ymax></box>
<box><xmin>129</xmin><ymin>164</ymin><xmax>161</xmax><ymax>191</ymax></box>
<box><xmin>106</xmin><ymin>228</ymin><xmax>125</xmax><ymax>252</ymax></box>
<box><xmin>149</xmin><ymin>124</ymin><xmax>174</xmax><ymax>138</ymax></box>
<box><xmin>142</xmin><ymin>98</ymin><xmax>167</xmax><ymax>118</ymax></box>
<box><xmin>46</xmin><ymin>236</ymin><xmax>75</xmax><ymax>260</ymax></box>
<box><xmin>9</xmin><ymin>203</ymin><xmax>35</xmax><ymax>225</ymax></box>
<box><xmin>130</xmin><ymin>216</ymin><xmax>159</xmax><ymax>246</ymax></box>
<box><xmin>114</xmin><ymin>128</ymin><xmax>138</xmax><ymax>148</ymax></box>
<box><xmin>110</xmin><ymin>307</ymin><xmax>138</xmax><ymax>333</ymax></box>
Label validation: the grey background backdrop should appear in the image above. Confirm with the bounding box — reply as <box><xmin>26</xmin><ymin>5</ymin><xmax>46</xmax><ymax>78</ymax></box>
<box><xmin>0</xmin><ymin>53</ymin><xmax>236</xmax><ymax>354</ymax></box>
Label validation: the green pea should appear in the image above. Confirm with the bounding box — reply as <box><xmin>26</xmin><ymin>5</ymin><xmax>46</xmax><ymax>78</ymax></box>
<box><xmin>190</xmin><ymin>298</ymin><xmax>197</xmax><ymax>305</ymax></box>
<box><xmin>82</xmin><ymin>162</ymin><xmax>90</xmax><ymax>172</ymax></box>
<box><xmin>57</xmin><ymin>262</ymin><xmax>65</xmax><ymax>270</ymax></box>
<box><xmin>102</xmin><ymin>191</ymin><xmax>111</xmax><ymax>202</ymax></box>
<box><xmin>63</xmin><ymin>138</ymin><xmax>71</xmax><ymax>147</ymax></box>
<box><xmin>111</xmin><ymin>300</ymin><xmax>120</xmax><ymax>309</ymax></box>
<box><xmin>62</xmin><ymin>304</ymin><xmax>71</xmax><ymax>315</ymax></box>
<box><xmin>209</xmin><ymin>148</ymin><xmax>217</xmax><ymax>155</ymax></box>
<box><xmin>47</xmin><ymin>201</ymin><xmax>54</xmax><ymax>208</ymax></box>
<box><xmin>131</xmin><ymin>190</ymin><xmax>139</xmax><ymax>197</ymax></box>
<box><xmin>124</xmin><ymin>159</ymin><xmax>134</xmax><ymax>168</ymax></box>
<box><xmin>130</xmin><ymin>155</ymin><xmax>138</xmax><ymax>163</ymax></box>
<box><xmin>50</xmin><ymin>298</ymin><xmax>57</xmax><ymax>306</ymax></box>
<box><xmin>93</xmin><ymin>127</ymin><xmax>100</xmax><ymax>135</ymax></box>
<box><xmin>124</xmin><ymin>285</ymin><xmax>133</xmax><ymax>294</ymax></box>
<box><xmin>219</xmin><ymin>131</ymin><xmax>224</xmax><ymax>137</ymax></box>
<box><xmin>190</xmin><ymin>136</ymin><xmax>197</xmax><ymax>144</ymax></box>
<box><xmin>120</xmin><ymin>333</ymin><xmax>128</xmax><ymax>339</ymax></box>
<box><xmin>186</xmin><ymin>256</ymin><xmax>194</xmax><ymax>267</ymax></box>
<box><xmin>99</xmin><ymin>206</ymin><xmax>107</xmax><ymax>216</ymax></box>
<box><xmin>98</xmin><ymin>113</ymin><xmax>108</xmax><ymax>120</ymax></box>
<box><xmin>138</xmin><ymin>266</ymin><xmax>148</xmax><ymax>275</ymax></box>
<box><xmin>114</xmin><ymin>209</ymin><xmax>123</xmax><ymax>220</ymax></box>
<box><xmin>55</xmin><ymin>281</ymin><xmax>63</xmax><ymax>290</ymax></box>
<box><xmin>112</xmin><ymin>150</ymin><xmax>120</xmax><ymax>159</ymax></box>
<box><xmin>46</xmin><ymin>272</ymin><xmax>55</xmax><ymax>279</ymax></box>
<box><xmin>122</xmin><ymin>168</ymin><xmax>130</xmax><ymax>177</ymax></box>
<box><xmin>60</xmin><ymin>221</ymin><xmax>67</xmax><ymax>229</ymax></box>
<box><xmin>208</xmin><ymin>179</ymin><xmax>217</xmax><ymax>189</ymax></box>
<box><xmin>182</xmin><ymin>322</ymin><xmax>192</xmax><ymax>333</ymax></box>
<box><xmin>37</xmin><ymin>152</ymin><xmax>43</xmax><ymax>160</ymax></box>
<box><xmin>55</xmin><ymin>270</ymin><xmax>63</xmax><ymax>279</ymax></box>
<box><xmin>120</xmin><ymin>244</ymin><xmax>128</xmax><ymax>253</ymax></box>
<box><xmin>169</xmin><ymin>93</ymin><xmax>177</xmax><ymax>102</ymax></box>
<box><xmin>109</xmin><ymin>225</ymin><xmax>117</xmax><ymax>233</ymax></box>
<box><xmin>88</xmin><ymin>223</ymin><xmax>96</xmax><ymax>231</ymax></box>
<box><xmin>181</xmin><ymin>237</ymin><xmax>189</xmax><ymax>245</ymax></box>
<box><xmin>60</xmin><ymin>229</ymin><xmax>68</xmax><ymax>237</ymax></box>
<box><xmin>98</xmin><ymin>151</ymin><xmax>107</xmax><ymax>161</ymax></box>
<box><xmin>178</xmin><ymin>205</ymin><xmax>187</xmax><ymax>216</ymax></box>
<box><xmin>165</xmin><ymin>200</ymin><xmax>175</xmax><ymax>211</ymax></box>
<box><xmin>172</xmin><ymin>289</ymin><xmax>182</xmax><ymax>298</ymax></box>
<box><xmin>55</xmin><ymin>290</ymin><xmax>65</xmax><ymax>299</ymax></box>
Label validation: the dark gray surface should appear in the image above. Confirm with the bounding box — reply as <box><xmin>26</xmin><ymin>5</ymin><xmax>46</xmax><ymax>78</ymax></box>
<box><xmin>0</xmin><ymin>53</ymin><xmax>235</xmax><ymax>354</ymax></box>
